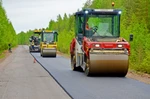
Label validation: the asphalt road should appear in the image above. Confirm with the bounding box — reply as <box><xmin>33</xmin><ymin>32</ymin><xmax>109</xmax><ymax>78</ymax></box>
<box><xmin>31</xmin><ymin>48</ymin><xmax>150</xmax><ymax>99</ymax></box>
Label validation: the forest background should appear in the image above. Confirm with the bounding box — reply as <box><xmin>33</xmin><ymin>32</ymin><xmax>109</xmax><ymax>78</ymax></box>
<box><xmin>1</xmin><ymin>0</ymin><xmax>150</xmax><ymax>73</ymax></box>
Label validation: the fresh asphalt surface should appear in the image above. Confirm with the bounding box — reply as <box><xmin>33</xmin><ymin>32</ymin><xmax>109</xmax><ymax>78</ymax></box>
<box><xmin>31</xmin><ymin>52</ymin><xmax>150</xmax><ymax>99</ymax></box>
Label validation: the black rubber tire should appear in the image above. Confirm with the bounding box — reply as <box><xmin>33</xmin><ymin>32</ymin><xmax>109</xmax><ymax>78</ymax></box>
<box><xmin>85</xmin><ymin>67</ymin><xmax>90</xmax><ymax>76</ymax></box>
<box><xmin>84</xmin><ymin>58</ymin><xmax>91</xmax><ymax>76</ymax></box>
<box><xmin>29</xmin><ymin>46</ymin><xmax>31</xmax><ymax>53</ymax></box>
<box><xmin>71</xmin><ymin>54</ymin><xmax>78</xmax><ymax>71</ymax></box>
<box><xmin>40</xmin><ymin>50</ymin><xmax>43</xmax><ymax>57</ymax></box>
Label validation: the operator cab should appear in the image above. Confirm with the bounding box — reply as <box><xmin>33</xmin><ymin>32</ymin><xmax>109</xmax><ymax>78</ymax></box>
<box><xmin>41</xmin><ymin>30</ymin><xmax>58</xmax><ymax>44</ymax></box>
<box><xmin>75</xmin><ymin>9</ymin><xmax>122</xmax><ymax>42</ymax></box>
<box><xmin>29</xmin><ymin>32</ymin><xmax>41</xmax><ymax>45</ymax></box>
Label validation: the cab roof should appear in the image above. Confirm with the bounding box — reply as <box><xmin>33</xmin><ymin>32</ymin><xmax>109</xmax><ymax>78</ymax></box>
<box><xmin>75</xmin><ymin>9</ymin><xmax>122</xmax><ymax>15</ymax></box>
<box><xmin>34</xmin><ymin>30</ymin><xmax>55</xmax><ymax>34</ymax></box>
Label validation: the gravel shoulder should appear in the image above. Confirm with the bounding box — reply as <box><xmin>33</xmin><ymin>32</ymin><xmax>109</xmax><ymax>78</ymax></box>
<box><xmin>0</xmin><ymin>45</ymin><xmax>71</xmax><ymax>99</ymax></box>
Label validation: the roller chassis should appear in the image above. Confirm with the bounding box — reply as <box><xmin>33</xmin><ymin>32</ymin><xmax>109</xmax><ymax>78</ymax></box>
<box><xmin>71</xmin><ymin>38</ymin><xmax>129</xmax><ymax>76</ymax></box>
<box><xmin>29</xmin><ymin>45</ymin><xmax>40</xmax><ymax>52</ymax></box>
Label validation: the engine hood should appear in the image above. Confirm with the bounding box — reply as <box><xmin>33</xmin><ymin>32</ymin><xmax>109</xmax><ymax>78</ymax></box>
<box><xmin>88</xmin><ymin>37</ymin><xmax>119</xmax><ymax>42</ymax></box>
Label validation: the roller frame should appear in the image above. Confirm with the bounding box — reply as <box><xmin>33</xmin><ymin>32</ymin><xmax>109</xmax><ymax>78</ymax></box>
<box><xmin>29</xmin><ymin>45</ymin><xmax>40</xmax><ymax>52</ymax></box>
<box><xmin>73</xmin><ymin>39</ymin><xmax>129</xmax><ymax>77</ymax></box>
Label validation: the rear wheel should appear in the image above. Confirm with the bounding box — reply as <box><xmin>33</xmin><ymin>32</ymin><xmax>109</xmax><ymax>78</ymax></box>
<box><xmin>85</xmin><ymin>58</ymin><xmax>91</xmax><ymax>76</ymax></box>
<box><xmin>40</xmin><ymin>50</ymin><xmax>43</xmax><ymax>57</ymax></box>
<box><xmin>71</xmin><ymin>54</ymin><xmax>78</xmax><ymax>71</ymax></box>
<box><xmin>53</xmin><ymin>53</ymin><xmax>56</xmax><ymax>57</ymax></box>
<box><xmin>85</xmin><ymin>67</ymin><xmax>90</xmax><ymax>76</ymax></box>
<box><xmin>29</xmin><ymin>46</ymin><xmax>31</xmax><ymax>53</ymax></box>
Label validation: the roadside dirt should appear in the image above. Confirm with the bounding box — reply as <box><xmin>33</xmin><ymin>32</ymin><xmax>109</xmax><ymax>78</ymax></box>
<box><xmin>57</xmin><ymin>51</ymin><xmax>150</xmax><ymax>84</ymax></box>
<box><xmin>127</xmin><ymin>70</ymin><xmax>150</xmax><ymax>84</ymax></box>
<box><xmin>0</xmin><ymin>47</ymin><xmax>16</xmax><ymax>63</ymax></box>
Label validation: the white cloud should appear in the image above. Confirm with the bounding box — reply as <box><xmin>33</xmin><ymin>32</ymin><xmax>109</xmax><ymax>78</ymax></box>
<box><xmin>2</xmin><ymin>0</ymin><xmax>87</xmax><ymax>33</ymax></box>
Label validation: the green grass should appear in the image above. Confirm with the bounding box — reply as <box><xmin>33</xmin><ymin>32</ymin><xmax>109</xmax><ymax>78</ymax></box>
<box><xmin>0</xmin><ymin>53</ymin><xmax>5</xmax><ymax>59</ymax></box>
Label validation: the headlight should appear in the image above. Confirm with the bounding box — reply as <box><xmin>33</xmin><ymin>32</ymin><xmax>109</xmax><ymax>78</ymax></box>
<box><xmin>118</xmin><ymin>11</ymin><xmax>122</xmax><ymax>14</ymax></box>
<box><xmin>118</xmin><ymin>44</ymin><xmax>122</xmax><ymax>48</ymax></box>
<box><xmin>85</xmin><ymin>10</ymin><xmax>88</xmax><ymax>14</ymax></box>
<box><xmin>95</xmin><ymin>44</ymin><xmax>100</xmax><ymax>47</ymax></box>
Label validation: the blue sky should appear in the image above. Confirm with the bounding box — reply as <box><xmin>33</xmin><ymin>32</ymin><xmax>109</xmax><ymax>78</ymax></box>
<box><xmin>2</xmin><ymin>0</ymin><xmax>87</xmax><ymax>33</ymax></box>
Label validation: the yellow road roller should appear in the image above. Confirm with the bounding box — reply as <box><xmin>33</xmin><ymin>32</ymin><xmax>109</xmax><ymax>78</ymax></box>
<box><xmin>40</xmin><ymin>30</ymin><xmax>58</xmax><ymax>57</ymax></box>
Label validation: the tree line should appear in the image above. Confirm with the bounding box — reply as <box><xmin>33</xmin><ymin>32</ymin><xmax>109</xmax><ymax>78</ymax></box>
<box><xmin>17</xmin><ymin>30</ymin><xmax>33</xmax><ymax>45</ymax></box>
<box><xmin>17</xmin><ymin>0</ymin><xmax>150</xmax><ymax>74</ymax></box>
<box><xmin>0</xmin><ymin>2</ymin><xmax>17</xmax><ymax>54</ymax></box>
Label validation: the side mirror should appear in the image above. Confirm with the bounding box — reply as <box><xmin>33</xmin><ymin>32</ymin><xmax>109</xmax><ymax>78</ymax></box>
<box><xmin>129</xmin><ymin>34</ymin><xmax>133</xmax><ymax>41</ymax></box>
<box><xmin>29</xmin><ymin>38</ymin><xmax>32</xmax><ymax>42</ymax></box>
<box><xmin>77</xmin><ymin>34</ymin><xmax>83</xmax><ymax>43</ymax></box>
<box><xmin>54</xmin><ymin>32</ymin><xmax>58</xmax><ymax>42</ymax></box>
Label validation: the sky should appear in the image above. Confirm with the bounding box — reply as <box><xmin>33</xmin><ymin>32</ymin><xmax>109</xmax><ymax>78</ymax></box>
<box><xmin>2</xmin><ymin>0</ymin><xmax>87</xmax><ymax>33</ymax></box>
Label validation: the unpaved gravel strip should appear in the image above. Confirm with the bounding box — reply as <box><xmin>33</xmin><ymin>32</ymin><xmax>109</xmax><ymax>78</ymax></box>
<box><xmin>0</xmin><ymin>45</ymin><xmax>71</xmax><ymax>99</ymax></box>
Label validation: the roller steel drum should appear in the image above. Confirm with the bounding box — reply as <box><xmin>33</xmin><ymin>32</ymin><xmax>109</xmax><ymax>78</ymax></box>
<box><xmin>88</xmin><ymin>50</ymin><xmax>129</xmax><ymax>76</ymax></box>
<box><xmin>41</xmin><ymin>48</ymin><xmax>56</xmax><ymax>57</ymax></box>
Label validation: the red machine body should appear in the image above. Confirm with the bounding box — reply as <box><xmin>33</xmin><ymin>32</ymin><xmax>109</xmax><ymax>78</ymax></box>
<box><xmin>70</xmin><ymin>8</ymin><xmax>133</xmax><ymax>76</ymax></box>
